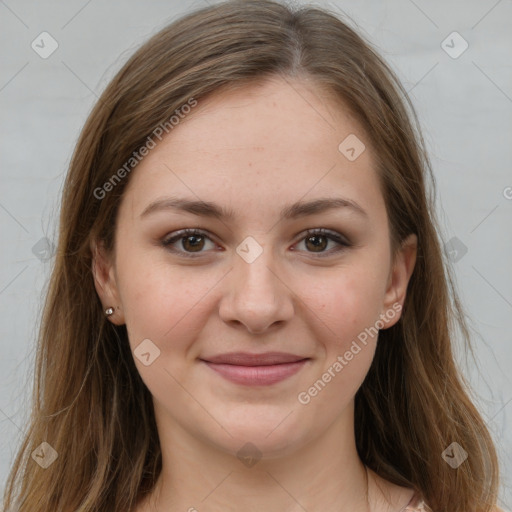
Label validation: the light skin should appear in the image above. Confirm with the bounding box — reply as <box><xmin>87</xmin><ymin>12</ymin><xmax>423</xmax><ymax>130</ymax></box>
<box><xmin>92</xmin><ymin>76</ymin><xmax>418</xmax><ymax>512</ymax></box>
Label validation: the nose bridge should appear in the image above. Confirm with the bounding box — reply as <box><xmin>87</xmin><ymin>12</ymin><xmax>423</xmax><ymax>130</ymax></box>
<box><xmin>239</xmin><ymin>246</ymin><xmax>277</xmax><ymax>297</ymax></box>
<box><xmin>219</xmin><ymin>238</ymin><xmax>294</xmax><ymax>332</ymax></box>
<box><xmin>234</xmin><ymin>240</ymin><xmax>280</xmax><ymax>306</ymax></box>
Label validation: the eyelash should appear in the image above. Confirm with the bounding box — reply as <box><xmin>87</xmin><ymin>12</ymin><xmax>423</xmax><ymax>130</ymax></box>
<box><xmin>161</xmin><ymin>228</ymin><xmax>351</xmax><ymax>259</ymax></box>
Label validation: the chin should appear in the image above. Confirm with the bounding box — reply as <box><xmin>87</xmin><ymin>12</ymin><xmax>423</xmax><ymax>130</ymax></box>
<box><xmin>204</xmin><ymin>412</ymin><xmax>315</xmax><ymax>461</ymax></box>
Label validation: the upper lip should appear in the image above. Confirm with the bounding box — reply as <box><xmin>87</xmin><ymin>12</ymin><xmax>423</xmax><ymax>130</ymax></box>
<box><xmin>201</xmin><ymin>352</ymin><xmax>309</xmax><ymax>366</ymax></box>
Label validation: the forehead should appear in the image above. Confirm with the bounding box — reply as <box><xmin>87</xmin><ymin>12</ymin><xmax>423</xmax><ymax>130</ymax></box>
<box><xmin>120</xmin><ymin>76</ymin><xmax>383</xmax><ymax>222</ymax></box>
<box><xmin>167</xmin><ymin>76</ymin><xmax>363</xmax><ymax>152</ymax></box>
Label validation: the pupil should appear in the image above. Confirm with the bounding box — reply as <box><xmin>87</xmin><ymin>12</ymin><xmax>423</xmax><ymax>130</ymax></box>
<box><xmin>307</xmin><ymin>235</ymin><xmax>326</xmax><ymax>252</ymax></box>
<box><xmin>184</xmin><ymin>235</ymin><xmax>203</xmax><ymax>251</ymax></box>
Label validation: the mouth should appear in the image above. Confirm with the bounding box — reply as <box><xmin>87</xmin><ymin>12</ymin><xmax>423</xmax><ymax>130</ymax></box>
<box><xmin>199</xmin><ymin>352</ymin><xmax>310</xmax><ymax>386</ymax></box>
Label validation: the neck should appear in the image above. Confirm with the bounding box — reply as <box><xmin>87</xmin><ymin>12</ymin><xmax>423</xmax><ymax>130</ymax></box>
<box><xmin>141</xmin><ymin>402</ymin><xmax>372</xmax><ymax>512</ymax></box>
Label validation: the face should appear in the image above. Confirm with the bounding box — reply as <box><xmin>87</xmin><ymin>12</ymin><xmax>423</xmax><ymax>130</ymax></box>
<box><xmin>93</xmin><ymin>76</ymin><xmax>416</xmax><ymax>458</ymax></box>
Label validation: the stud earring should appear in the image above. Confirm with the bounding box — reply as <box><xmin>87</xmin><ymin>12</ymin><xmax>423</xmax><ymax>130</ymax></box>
<box><xmin>105</xmin><ymin>307</ymin><xmax>115</xmax><ymax>316</ymax></box>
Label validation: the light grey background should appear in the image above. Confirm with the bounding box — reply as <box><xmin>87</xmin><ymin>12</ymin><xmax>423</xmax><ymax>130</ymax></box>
<box><xmin>1</xmin><ymin>0</ymin><xmax>511</xmax><ymax>508</ymax></box>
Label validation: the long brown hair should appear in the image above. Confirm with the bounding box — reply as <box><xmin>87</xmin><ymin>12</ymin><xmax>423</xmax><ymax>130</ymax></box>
<box><xmin>3</xmin><ymin>1</ymin><xmax>500</xmax><ymax>510</ymax></box>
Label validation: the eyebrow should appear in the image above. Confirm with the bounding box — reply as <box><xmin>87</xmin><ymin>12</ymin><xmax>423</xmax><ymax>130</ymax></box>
<box><xmin>140</xmin><ymin>196</ymin><xmax>368</xmax><ymax>220</ymax></box>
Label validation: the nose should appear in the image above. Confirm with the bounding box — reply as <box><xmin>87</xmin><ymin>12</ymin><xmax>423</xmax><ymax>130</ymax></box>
<box><xmin>218</xmin><ymin>244</ymin><xmax>295</xmax><ymax>334</ymax></box>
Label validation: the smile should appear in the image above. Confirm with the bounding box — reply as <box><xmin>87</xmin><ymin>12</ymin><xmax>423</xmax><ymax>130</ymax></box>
<box><xmin>200</xmin><ymin>352</ymin><xmax>310</xmax><ymax>386</ymax></box>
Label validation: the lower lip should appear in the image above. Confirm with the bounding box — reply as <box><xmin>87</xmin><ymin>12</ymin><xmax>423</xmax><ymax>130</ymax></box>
<box><xmin>202</xmin><ymin>360</ymin><xmax>309</xmax><ymax>386</ymax></box>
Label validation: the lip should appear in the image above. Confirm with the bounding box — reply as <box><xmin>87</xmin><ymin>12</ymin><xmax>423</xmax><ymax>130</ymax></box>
<box><xmin>200</xmin><ymin>352</ymin><xmax>310</xmax><ymax>386</ymax></box>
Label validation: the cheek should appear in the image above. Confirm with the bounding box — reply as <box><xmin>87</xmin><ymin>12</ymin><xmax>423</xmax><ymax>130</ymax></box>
<box><xmin>295</xmin><ymin>269</ymin><xmax>383</xmax><ymax>414</ymax></box>
<box><xmin>116</xmin><ymin>261</ymin><xmax>218</xmax><ymax>397</ymax></box>
<box><xmin>116</xmin><ymin>253</ymin><xmax>213</xmax><ymax>354</ymax></box>
<box><xmin>308</xmin><ymin>264</ymin><xmax>387</xmax><ymax>343</ymax></box>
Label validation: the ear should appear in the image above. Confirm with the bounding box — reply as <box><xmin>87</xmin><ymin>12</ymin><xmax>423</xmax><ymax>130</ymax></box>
<box><xmin>91</xmin><ymin>239</ymin><xmax>125</xmax><ymax>325</ymax></box>
<box><xmin>380</xmin><ymin>233</ymin><xmax>417</xmax><ymax>329</ymax></box>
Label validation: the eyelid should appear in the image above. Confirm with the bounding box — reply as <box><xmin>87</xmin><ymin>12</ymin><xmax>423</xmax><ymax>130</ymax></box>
<box><xmin>293</xmin><ymin>228</ymin><xmax>351</xmax><ymax>258</ymax></box>
<box><xmin>301</xmin><ymin>228</ymin><xmax>350</xmax><ymax>246</ymax></box>
<box><xmin>161</xmin><ymin>228</ymin><xmax>218</xmax><ymax>258</ymax></box>
<box><xmin>161</xmin><ymin>227</ymin><xmax>351</xmax><ymax>258</ymax></box>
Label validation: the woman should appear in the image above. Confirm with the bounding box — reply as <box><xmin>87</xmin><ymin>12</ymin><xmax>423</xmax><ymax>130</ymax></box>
<box><xmin>2</xmin><ymin>1</ymin><xmax>504</xmax><ymax>511</ymax></box>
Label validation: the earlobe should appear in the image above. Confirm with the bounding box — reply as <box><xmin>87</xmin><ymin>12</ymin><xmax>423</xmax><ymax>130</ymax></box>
<box><xmin>90</xmin><ymin>239</ymin><xmax>125</xmax><ymax>325</ymax></box>
<box><xmin>381</xmin><ymin>234</ymin><xmax>417</xmax><ymax>329</ymax></box>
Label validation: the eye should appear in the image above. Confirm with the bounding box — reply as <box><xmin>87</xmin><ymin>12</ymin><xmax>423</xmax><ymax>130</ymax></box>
<box><xmin>293</xmin><ymin>228</ymin><xmax>350</xmax><ymax>257</ymax></box>
<box><xmin>161</xmin><ymin>228</ymin><xmax>217</xmax><ymax>257</ymax></box>
<box><xmin>162</xmin><ymin>227</ymin><xmax>350</xmax><ymax>258</ymax></box>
